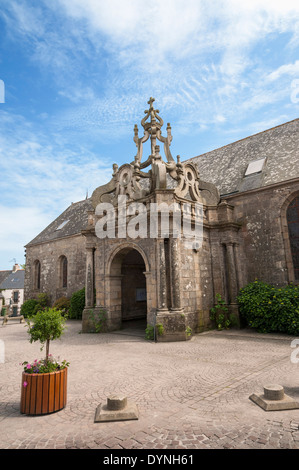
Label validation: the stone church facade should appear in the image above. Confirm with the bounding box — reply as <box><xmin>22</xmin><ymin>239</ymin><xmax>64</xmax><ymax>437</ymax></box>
<box><xmin>24</xmin><ymin>98</ymin><xmax>299</xmax><ymax>341</ymax></box>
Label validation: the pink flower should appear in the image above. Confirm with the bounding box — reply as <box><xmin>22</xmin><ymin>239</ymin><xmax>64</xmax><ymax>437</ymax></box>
<box><xmin>23</xmin><ymin>381</ymin><xmax>28</xmax><ymax>388</ymax></box>
<box><xmin>26</xmin><ymin>364</ymin><xmax>31</xmax><ymax>369</ymax></box>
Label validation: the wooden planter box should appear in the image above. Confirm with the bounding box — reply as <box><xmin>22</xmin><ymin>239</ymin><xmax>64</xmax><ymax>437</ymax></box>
<box><xmin>20</xmin><ymin>368</ymin><xmax>68</xmax><ymax>415</ymax></box>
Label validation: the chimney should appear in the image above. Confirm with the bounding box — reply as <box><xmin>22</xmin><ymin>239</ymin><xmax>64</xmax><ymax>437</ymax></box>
<box><xmin>12</xmin><ymin>263</ymin><xmax>20</xmax><ymax>272</ymax></box>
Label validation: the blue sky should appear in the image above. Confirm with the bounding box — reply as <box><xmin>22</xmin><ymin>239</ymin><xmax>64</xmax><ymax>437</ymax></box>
<box><xmin>0</xmin><ymin>0</ymin><xmax>299</xmax><ymax>269</ymax></box>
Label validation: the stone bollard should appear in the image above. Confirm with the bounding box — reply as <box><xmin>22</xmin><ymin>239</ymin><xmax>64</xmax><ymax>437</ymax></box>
<box><xmin>107</xmin><ymin>395</ymin><xmax>127</xmax><ymax>410</ymax></box>
<box><xmin>250</xmin><ymin>383</ymin><xmax>299</xmax><ymax>411</ymax></box>
<box><xmin>264</xmin><ymin>384</ymin><xmax>284</xmax><ymax>401</ymax></box>
<box><xmin>94</xmin><ymin>394</ymin><xmax>138</xmax><ymax>422</ymax></box>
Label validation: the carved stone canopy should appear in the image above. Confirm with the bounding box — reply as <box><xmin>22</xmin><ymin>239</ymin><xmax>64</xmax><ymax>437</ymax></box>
<box><xmin>91</xmin><ymin>98</ymin><xmax>220</xmax><ymax>208</ymax></box>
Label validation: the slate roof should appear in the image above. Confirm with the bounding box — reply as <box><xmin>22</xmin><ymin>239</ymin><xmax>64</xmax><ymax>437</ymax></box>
<box><xmin>25</xmin><ymin>198</ymin><xmax>93</xmax><ymax>247</ymax></box>
<box><xmin>0</xmin><ymin>270</ymin><xmax>11</xmax><ymax>285</ymax></box>
<box><xmin>188</xmin><ymin>118</ymin><xmax>299</xmax><ymax>196</ymax></box>
<box><xmin>0</xmin><ymin>270</ymin><xmax>24</xmax><ymax>289</ymax></box>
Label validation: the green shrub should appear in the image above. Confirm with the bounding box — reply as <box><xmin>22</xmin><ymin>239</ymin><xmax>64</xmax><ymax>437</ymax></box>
<box><xmin>145</xmin><ymin>325</ymin><xmax>154</xmax><ymax>340</ymax></box>
<box><xmin>185</xmin><ymin>326</ymin><xmax>192</xmax><ymax>337</ymax></box>
<box><xmin>156</xmin><ymin>323</ymin><xmax>164</xmax><ymax>336</ymax></box>
<box><xmin>21</xmin><ymin>293</ymin><xmax>51</xmax><ymax>318</ymax></box>
<box><xmin>69</xmin><ymin>287</ymin><xmax>85</xmax><ymax>319</ymax></box>
<box><xmin>210</xmin><ymin>293</ymin><xmax>230</xmax><ymax>330</ymax></box>
<box><xmin>237</xmin><ymin>280</ymin><xmax>299</xmax><ymax>334</ymax></box>
<box><xmin>145</xmin><ymin>323</ymin><xmax>165</xmax><ymax>340</ymax></box>
<box><xmin>1</xmin><ymin>307</ymin><xmax>7</xmax><ymax>316</ymax></box>
<box><xmin>52</xmin><ymin>297</ymin><xmax>70</xmax><ymax>315</ymax></box>
<box><xmin>21</xmin><ymin>299</ymin><xmax>40</xmax><ymax>318</ymax></box>
<box><xmin>35</xmin><ymin>292</ymin><xmax>50</xmax><ymax>309</ymax></box>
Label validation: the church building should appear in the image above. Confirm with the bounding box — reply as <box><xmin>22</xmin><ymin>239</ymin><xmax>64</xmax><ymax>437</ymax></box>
<box><xmin>24</xmin><ymin>98</ymin><xmax>299</xmax><ymax>341</ymax></box>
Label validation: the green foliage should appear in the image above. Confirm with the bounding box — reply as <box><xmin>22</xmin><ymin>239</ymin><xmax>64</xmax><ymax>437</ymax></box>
<box><xmin>52</xmin><ymin>296</ymin><xmax>70</xmax><ymax>315</ymax></box>
<box><xmin>88</xmin><ymin>308</ymin><xmax>107</xmax><ymax>333</ymax></box>
<box><xmin>21</xmin><ymin>293</ymin><xmax>51</xmax><ymax>318</ymax></box>
<box><xmin>210</xmin><ymin>293</ymin><xmax>230</xmax><ymax>330</ymax></box>
<box><xmin>25</xmin><ymin>308</ymin><xmax>67</xmax><ymax>361</ymax></box>
<box><xmin>145</xmin><ymin>325</ymin><xmax>154</xmax><ymax>340</ymax></box>
<box><xmin>145</xmin><ymin>323</ymin><xmax>165</xmax><ymax>340</ymax></box>
<box><xmin>21</xmin><ymin>299</ymin><xmax>39</xmax><ymax>318</ymax></box>
<box><xmin>69</xmin><ymin>287</ymin><xmax>85</xmax><ymax>319</ymax></box>
<box><xmin>35</xmin><ymin>292</ymin><xmax>50</xmax><ymax>308</ymax></box>
<box><xmin>185</xmin><ymin>326</ymin><xmax>192</xmax><ymax>337</ymax></box>
<box><xmin>237</xmin><ymin>280</ymin><xmax>299</xmax><ymax>334</ymax></box>
<box><xmin>156</xmin><ymin>323</ymin><xmax>164</xmax><ymax>336</ymax></box>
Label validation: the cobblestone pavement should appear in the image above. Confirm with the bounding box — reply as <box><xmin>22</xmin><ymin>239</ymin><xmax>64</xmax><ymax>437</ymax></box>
<box><xmin>1</xmin><ymin>320</ymin><xmax>299</xmax><ymax>450</ymax></box>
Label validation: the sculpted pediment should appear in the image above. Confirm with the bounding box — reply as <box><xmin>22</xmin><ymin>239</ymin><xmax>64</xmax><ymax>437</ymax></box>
<box><xmin>91</xmin><ymin>98</ymin><xmax>220</xmax><ymax>208</ymax></box>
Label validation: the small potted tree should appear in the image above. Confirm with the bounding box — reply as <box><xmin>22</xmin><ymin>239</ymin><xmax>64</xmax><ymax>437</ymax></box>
<box><xmin>20</xmin><ymin>308</ymin><xmax>69</xmax><ymax>415</ymax></box>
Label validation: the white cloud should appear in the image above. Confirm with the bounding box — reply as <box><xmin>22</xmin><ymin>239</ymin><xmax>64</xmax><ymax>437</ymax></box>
<box><xmin>2</xmin><ymin>0</ymin><xmax>298</xmax><ymax>132</ymax></box>
<box><xmin>56</xmin><ymin>0</ymin><xmax>299</xmax><ymax>59</ymax></box>
<box><xmin>0</xmin><ymin>108</ymin><xmax>115</xmax><ymax>267</ymax></box>
<box><xmin>7</xmin><ymin>1</ymin><xmax>45</xmax><ymax>37</ymax></box>
<box><xmin>0</xmin><ymin>110</ymin><xmax>113</xmax><ymax>211</ymax></box>
<box><xmin>0</xmin><ymin>205</ymin><xmax>50</xmax><ymax>250</ymax></box>
<box><xmin>266</xmin><ymin>60</ymin><xmax>299</xmax><ymax>82</ymax></box>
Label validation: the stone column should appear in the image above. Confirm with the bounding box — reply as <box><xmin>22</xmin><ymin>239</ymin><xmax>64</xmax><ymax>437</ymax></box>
<box><xmin>85</xmin><ymin>247</ymin><xmax>95</xmax><ymax>308</ymax></box>
<box><xmin>225</xmin><ymin>242</ymin><xmax>240</xmax><ymax>327</ymax></box>
<box><xmin>157</xmin><ymin>239</ymin><xmax>168</xmax><ymax>312</ymax></box>
<box><xmin>234</xmin><ymin>242</ymin><xmax>246</xmax><ymax>290</ymax></box>
<box><xmin>226</xmin><ymin>242</ymin><xmax>238</xmax><ymax>303</ymax></box>
<box><xmin>170</xmin><ymin>237</ymin><xmax>183</xmax><ymax>312</ymax></box>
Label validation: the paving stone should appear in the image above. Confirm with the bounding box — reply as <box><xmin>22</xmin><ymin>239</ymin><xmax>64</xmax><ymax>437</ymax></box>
<box><xmin>1</xmin><ymin>322</ymin><xmax>299</xmax><ymax>450</ymax></box>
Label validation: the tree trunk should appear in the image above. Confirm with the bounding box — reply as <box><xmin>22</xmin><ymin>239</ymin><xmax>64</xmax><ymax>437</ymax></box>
<box><xmin>45</xmin><ymin>339</ymin><xmax>50</xmax><ymax>363</ymax></box>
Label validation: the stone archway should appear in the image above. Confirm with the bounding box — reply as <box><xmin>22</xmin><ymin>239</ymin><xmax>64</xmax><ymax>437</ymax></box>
<box><xmin>109</xmin><ymin>246</ymin><xmax>148</xmax><ymax>330</ymax></box>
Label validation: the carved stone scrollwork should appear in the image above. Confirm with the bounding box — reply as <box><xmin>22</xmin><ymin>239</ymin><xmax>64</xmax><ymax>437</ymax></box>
<box><xmin>174</xmin><ymin>161</ymin><xmax>202</xmax><ymax>202</ymax></box>
<box><xmin>91</xmin><ymin>97</ymin><xmax>221</xmax><ymax>209</ymax></box>
<box><xmin>112</xmin><ymin>163</ymin><xmax>149</xmax><ymax>203</ymax></box>
<box><xmin>91</xmin><ymin>166</ymin><xmax>118</xmax><ymax>208</ymax></box>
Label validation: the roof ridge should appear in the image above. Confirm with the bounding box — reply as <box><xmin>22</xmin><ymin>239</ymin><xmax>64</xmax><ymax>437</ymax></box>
<box><xmin>189</xmin><ymin>117</ymin><xmax>299</xmax><ymax>160</ymax></box>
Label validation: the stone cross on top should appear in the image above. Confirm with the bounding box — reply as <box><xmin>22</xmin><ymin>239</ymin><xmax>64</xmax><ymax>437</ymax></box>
<box><xmin>148</xmin><ymin>96</ymin><xmax>155</xmax><ymax>110</ymax></box>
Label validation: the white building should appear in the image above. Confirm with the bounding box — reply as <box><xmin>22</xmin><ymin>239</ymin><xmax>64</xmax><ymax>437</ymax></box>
<box><xmin>0</xmin><ymin>264</ymin><xmax>25</xmax><ymax>316</ymax></box>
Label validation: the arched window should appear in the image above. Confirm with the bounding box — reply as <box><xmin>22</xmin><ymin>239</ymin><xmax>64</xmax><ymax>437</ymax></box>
<box><xmin>60</xmin><ymin>256</ymin><xmax>68</xmax><ymax>288</ymax></box>
<box><xmin>34</xmin><ymin>260</ymin><xmax>41</xmax><ymax>290</ymax></box>
<box><xmin>287</xmin><ymin>196</ymin><xmax>299</xmax><ymax>281</ymax></box>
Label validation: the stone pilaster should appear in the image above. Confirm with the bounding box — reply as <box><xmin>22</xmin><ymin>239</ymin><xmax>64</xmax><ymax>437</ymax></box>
<box><xmin>157</xmin><ymin>239</ymin><xmax>168</xmax><ymax>313</ymax></box>
<box><xmin>169</xmin><ymin>237</ymin><xmax>184</xmax><ymax>313</ymax></box>
<box><xmin>234</xmin><ymin>242</ymin><xmax>246</xmax><ymax>290</ymax></box>
<box><xmin>85</xmin><ymin>247</ymin><xmax>95</xmax><ymax>308</ymax></box>
<box><xmin>225</xmin><ymin>242</ymin><xmax>240</xmax><ymax>327</ymax></box>
<box><xmin>226</xmin><ymin>242</ymin><xmax>237</xmax><ymax>302</ymax></box>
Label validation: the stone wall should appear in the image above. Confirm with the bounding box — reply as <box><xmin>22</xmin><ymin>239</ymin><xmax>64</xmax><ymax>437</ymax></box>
<box><xmin>225</xmin><ymin>180</ymin><xmax>299</xmax><ymax>286</ymax></box>
<box><xmin>24</xmin><ymin>234</ymin><xmax>86</xmax><ymax>304</ymax></box>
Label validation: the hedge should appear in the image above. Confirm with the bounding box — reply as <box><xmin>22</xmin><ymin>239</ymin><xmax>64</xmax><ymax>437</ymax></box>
<box><xmin>69</xmin><ymin>287</ymin><xmax>85</xmax><ymax>319</ymax></box>
<box><xmin>21</xmin><ymin>299</ymin><xmax>40</xmax><ymax>318</ymax></box>
<box><xmin>21</xmin><ymin>293</ymin><xmax>51</xmax><ymax>318</ymax></box>
<box><xmin>237</xmin><ymin>280</ymin><xmax>299</xmax><ymax>334</ymax></box>
<box><xmin>52</xmin><ymin>296</ymin><xmax>70</xmax><ymax>315</ymax></box>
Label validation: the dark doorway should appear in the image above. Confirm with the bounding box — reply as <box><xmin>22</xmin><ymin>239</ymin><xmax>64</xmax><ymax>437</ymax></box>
<box><xmin>121</xmin><ymin>249</ymin><xmax>147</xmax><ymax>329</ymax></box>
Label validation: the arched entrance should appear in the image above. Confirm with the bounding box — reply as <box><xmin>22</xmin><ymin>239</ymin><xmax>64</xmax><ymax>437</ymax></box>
<box><xmin>109</xmin><ymin>246</ymin><xmax>148</xmax><ymax>331</ymax></box>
